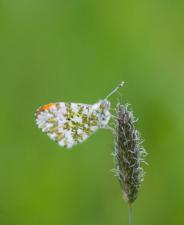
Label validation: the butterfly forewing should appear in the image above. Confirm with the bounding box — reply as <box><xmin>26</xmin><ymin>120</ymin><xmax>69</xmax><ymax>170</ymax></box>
<box><xmin>35</xmin><ymin>102</ymin><xmax>99</xmax><ymax>148</ymax></box>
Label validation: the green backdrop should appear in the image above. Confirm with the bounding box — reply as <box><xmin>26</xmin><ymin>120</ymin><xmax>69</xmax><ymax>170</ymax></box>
<box><xmin>0</xmin><ymin>1</ymin><xmax>183</xmax><ymax>225</ymax></box>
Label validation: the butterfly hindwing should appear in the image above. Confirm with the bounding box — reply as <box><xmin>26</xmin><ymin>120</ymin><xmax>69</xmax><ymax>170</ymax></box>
<box><xmin>35</xmin><ymin>102</ymin><xmax>100</xmax><ymax>148</ymax></box>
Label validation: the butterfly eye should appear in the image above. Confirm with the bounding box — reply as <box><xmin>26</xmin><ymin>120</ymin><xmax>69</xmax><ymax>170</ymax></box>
<box><xmin>102</xmin><ymin>115</ymin><xmax>106</xmax><ymax>121</ymax></box>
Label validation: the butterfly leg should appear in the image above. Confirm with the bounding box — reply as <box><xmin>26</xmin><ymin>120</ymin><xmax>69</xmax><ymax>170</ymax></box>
<box><xmin>110</xmin><ymin>114</ymin><xmax>118</xmax><ymax>119</ymax></box>
<box><xmin>104</xmin><ymin>125</ymin><xmax>114</xmax><ymax>132</ymax></box>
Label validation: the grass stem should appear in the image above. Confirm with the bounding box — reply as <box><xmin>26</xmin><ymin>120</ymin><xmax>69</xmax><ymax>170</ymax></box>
<box><xmin>128</xmin><ymin>204</ymin><xmax>133</xmax><ymax>225</ymax></box>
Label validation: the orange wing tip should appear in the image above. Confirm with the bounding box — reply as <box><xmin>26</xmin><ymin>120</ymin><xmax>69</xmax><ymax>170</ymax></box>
<box><xmin>35</xmin><ymin>103</ymin><xmax>56</xmax><ymax>117</ymax></box>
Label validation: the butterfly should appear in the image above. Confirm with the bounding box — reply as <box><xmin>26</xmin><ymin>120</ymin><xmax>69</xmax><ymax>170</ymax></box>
<box><xmin>35</xmin><ymin>82</ymin><xmax>124</xmax><ymax>148</ymax></box>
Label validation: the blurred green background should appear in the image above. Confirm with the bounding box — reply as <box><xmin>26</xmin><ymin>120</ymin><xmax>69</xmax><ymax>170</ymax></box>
<box><xmin>0</xmin><ymin>1</ymin><xmax>184</xmax><ymax>225</ymax></box>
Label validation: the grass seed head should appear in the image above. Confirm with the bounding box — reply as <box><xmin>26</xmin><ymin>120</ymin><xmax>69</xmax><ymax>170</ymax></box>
<box><xmin>113</xmin><ymin>103</ymin><xmax>147</xmax><ymax>204</ymax></box>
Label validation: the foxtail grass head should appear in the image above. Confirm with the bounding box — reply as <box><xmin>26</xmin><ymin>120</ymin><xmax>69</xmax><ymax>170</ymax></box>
<box><xmin>113</xmin><ymin>103</ymin><xmax>147</xmax><ymax>204</ymax></box>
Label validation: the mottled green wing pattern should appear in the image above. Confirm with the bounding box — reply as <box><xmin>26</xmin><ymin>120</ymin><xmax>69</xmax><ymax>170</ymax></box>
<box><xmin>35</xmin><ymin>102</ymin><xmax>100</xmax><ymax>148</ymax></box>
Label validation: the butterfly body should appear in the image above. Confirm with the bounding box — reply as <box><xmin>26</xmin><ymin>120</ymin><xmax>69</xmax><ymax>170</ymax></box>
<box><xmin>35</xmin><ymin>100</ymin><xmax>111</xmax><ymax>148</ymax></box>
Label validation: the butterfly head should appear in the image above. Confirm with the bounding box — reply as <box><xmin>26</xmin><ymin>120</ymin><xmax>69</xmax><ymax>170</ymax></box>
<box><xmin>94</xmin><ymin>99</ymin><xmax>111</xmax><ymax>127</ymax></box>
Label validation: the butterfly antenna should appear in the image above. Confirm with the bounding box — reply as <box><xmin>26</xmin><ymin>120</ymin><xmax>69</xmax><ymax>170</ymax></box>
<box><xmin>105</xmin><ymin>81</ymin><xmax>125</xmax><ymax>99</ymax></box>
